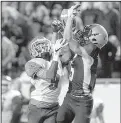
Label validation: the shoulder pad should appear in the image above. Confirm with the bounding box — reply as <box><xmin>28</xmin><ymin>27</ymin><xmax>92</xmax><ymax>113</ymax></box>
<box><xmin>30</xmin><ymin>58</ymin><xmax>48</xmax><ymax>68</ymax></box>
<box><xmin>25</xmin><ymin>59</ymin><xmax>42</xmax><ymax>77</ymax></box>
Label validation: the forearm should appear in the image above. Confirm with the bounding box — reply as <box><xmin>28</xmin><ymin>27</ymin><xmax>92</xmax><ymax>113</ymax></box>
<box><xmin>64</xmin><ymin>16</ymin><xmax>93</xmax><ymax>62</ymax></box>
<box><xmin>51</xmin><ymin>19</ymin><xmax>63</xmax><ymax>44</ymax></box>
<box><xmin>63</xmin><ymin>13</ymin><xmax>83</xmax><ymax>56</ymax></box>
<box><xmin>51</xmin><ymin>32</ymin><xmax>58</xmax><ymax>45</ymax></box>
<box><xmin>37</xmin><ymin>56</ymin><xmax>59</xmax><ymax>81</ymax></box>
<box><xmin>64</xmin><ymin>16</ymin><xmax>74</xmax><ymax>41</ymax></box>
<box><xmin>46</xmin><ymin>61</ymin><xmax>58</xmax><ymax>80</ymax></box>
<box><xmin>51</xmin><ymin>32</ymin><xmax>63</xmax><ymax>50</ymax></box>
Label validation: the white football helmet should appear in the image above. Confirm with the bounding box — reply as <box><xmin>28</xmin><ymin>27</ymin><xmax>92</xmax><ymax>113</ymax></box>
<box><xmin>82</xmin><ymin>24</ymin><xmax>108</xmax><ymax>49</ymax></box>
<box><xmin>28</xmin><ymin>36</ymin><xmax>51</xmax><ymax>58</ymax></box>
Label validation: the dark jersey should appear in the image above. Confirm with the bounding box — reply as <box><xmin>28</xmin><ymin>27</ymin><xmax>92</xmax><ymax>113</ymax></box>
<box><xmin>67</xmin><ymin>48</ymin><xmax>99</xmax><ymax>96</ymax></box>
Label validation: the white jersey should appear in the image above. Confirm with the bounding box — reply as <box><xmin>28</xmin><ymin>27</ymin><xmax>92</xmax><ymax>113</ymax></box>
<box><xmin>25</xmin><ymin>58</ymin><xmax>63</xmax><ymax>103</ymax></box>
<box><xmin>58</xmin><ymin>67</ymin><xmax>69</xmax><ymax>105</ymax></box>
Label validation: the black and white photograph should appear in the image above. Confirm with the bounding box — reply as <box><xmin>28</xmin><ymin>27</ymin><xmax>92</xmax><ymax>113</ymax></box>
<box><xmin>1</xmin><ymin>1</ymin><xmax>121</xmax><ymax>123</ymax></box>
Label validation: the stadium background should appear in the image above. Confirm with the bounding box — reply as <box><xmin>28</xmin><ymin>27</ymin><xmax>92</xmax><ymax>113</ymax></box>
<box><xmin>1</xmin><ymin>1</ymin><xmax>120</xmax><ymax>123</ymax></box>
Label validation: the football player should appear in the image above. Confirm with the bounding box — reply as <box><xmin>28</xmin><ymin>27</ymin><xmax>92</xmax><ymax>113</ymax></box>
<box><xmin>56</xmin><ymin>4</ymin><xmax>108</xmax><ymax>123</ymax></box>
<box><xmin>25</xmin><ymin>33</ymin><xmax>67</xmax><ymax>123</ymax></box>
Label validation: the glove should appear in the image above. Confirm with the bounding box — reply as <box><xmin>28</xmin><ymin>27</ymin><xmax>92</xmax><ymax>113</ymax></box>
<box><xmin>53</xmin><ymin>39</ymin><xmax>68</xmax><ymax>61</ymax></box>
<box><xmin>61</xmin><ymin>9</ymin><xmax>68</xmax><ymax>26</ymax></box>
<box><xmin>54</xmin><ymin>38</ymin><xmax>68</xmax><ymax>52</ymax></box>
<box><xmin>68</xmin><ymin>4</ymin><xmax>81</xmax><ymax>17</ymax></box>
<box><xmin>51</xmin><ymin>19</ymin><xmax>63</xmax><ymax>32</ymax></box>
<box><xmin>60</xmin><ymin>4</ymin><xmax>81</xmax><ymax>27</ymax></box>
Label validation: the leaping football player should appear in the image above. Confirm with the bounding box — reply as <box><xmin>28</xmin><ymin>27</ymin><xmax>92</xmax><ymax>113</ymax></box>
<box><xmin>25</xmin><ymin>34</ymin><xmax>65</xmax><ymax>123</ymax></box>
<box><xmin>56</xmin><ymin>4</ymin><xmax>108</xmax><ymax>123</ymax></box>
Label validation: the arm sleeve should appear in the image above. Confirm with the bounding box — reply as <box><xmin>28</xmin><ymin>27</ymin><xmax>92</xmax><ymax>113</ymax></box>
<box><xmin>36</xmin><ymin>61</ymin><xmax>58</xmax><ymax>82</ymax></box>
<box><xmin>63</xmin><ymin>15</ymin><xmax>93</xmax><ymax>64</ymax></box>
<box><xmin>25</xmin><ymin>60</ymin><xmax>58</xmax><ymax>82</ymax></box>
<box><xmin>69</xmin><ymin>40</ymin><xmax>94</xmax><ymax>64</ymax></box>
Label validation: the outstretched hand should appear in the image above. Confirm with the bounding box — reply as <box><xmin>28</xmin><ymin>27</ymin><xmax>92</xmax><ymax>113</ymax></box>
<box><xmin>51</xmin><ymin>19</ymin><xmax>63</xmax><ymax>32</ymax></box>
<box><xmin>54</xmin><ymin>38</ymin><xmax>68</xmax><ymax>52</ymax></box>
<box><xmin>68</xmin><ymin>4</ymin><xmax>81</xmax><ymax>18</ymax></box>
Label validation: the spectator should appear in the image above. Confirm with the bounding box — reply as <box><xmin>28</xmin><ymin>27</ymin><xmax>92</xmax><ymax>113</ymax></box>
<box><xmin>99</xmin><ymin>41</ymin><xmax>117</xmax><ymax>78</ymax></box>
<box><xmin>2</xmin><ymin>76</ymin><xmax>22</xmax><ymax>123</ymax></box>
<box><xmin>51</xmin><ymin>4</ymin><xmax>63</xmax><ymax>20</ymax></box>
<box><xmin>25</xmin><ymin>2</ymin><xmax>34</xmax><ymax>17</ymax></box>
<box><xmin>111</xmin><ymin>2</ymin><xmax>120</xmax><ymax>11</ymax></box>
<box><xmin>81</xmin><ymin>2</ymin><xmax>104</xmax><ymax>26</ymax></box>
<box><xmin>2</xmin><ymin>35</ymin><xmax>16</xmax><ymax>76</ymax></box>
<box><xmin>99</xmin><ymin>2</ymin><xmax>120</xmax><ymax>41</ymax></box>
<box><xmin>98</xmin><ymin>2</ymin><xmax>120</xmax><ymax>78</ymax></box>
<box><xmin>33</xmin><ymin>4</ymin><xmax>49</xmax><ymax>23</ymax></box>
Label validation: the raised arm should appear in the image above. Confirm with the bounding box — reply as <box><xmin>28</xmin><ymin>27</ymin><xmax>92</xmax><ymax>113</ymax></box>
<box><xmin>51</xmin><ymin>19</ymin><xmax>63</xmax><ymax>45</ymax></box>
<box><xmin>63</xmin><ymin>4</ymin><xmax>83</xmax><ymax>53</ymax></box>
<box><xmin>63</xmin><ymin>4</ymin><xmax>93</xmax><ymax>63</ymax></box>
<box><xmin>37</xmin><ymin>52</ymin><xmax>59</xmax><ymax>81</ymax></box>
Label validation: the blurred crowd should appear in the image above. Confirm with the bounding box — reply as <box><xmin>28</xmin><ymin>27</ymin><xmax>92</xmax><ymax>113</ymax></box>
<box><xmin>1</xmin><ymin>1</ymin><xmax>121</xmax><ymax>79</ymax></box>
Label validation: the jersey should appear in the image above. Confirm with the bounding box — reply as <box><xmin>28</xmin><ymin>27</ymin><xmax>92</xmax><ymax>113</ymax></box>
<box><xmin>67</xmin><ymin>52</ymin><xmax>98</xmax><ymax>96</ymax></box>
<box><xmin>25</xmin><ymin>58</ymin><xmax>62</xmax><ymax>103</ymax></box>
<box><xmin>58</xmin><ymin>67</ymin><xmax>69</xmax><ymax>106</ymax></box>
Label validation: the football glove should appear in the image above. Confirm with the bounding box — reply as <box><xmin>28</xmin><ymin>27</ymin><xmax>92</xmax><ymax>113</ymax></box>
<box><xmin>51</xmin><ymin>19</ymin><xmax>64</xmax><ymax>32</ymax></box>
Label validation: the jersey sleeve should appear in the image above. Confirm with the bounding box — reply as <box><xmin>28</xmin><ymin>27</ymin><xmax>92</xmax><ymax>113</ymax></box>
<box><xmin>36</xmin><ymin>61</ymin><xmax>58</xmax><ymax>81</ymax></box>
<box><xmin>25</xmin><ymin>58</ymin><xmax>58</xmax><ymax>82</ymax></box>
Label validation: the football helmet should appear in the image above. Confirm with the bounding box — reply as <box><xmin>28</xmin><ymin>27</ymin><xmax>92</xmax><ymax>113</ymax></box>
<box><xmin>28</xmin><ymin>37</ymin><xmax>51</xmax><ymax>58</ymax></box>
<box><xmin>75</xmin><ymin>24</ymin><xmax>108</xmax><ymax>49</ymax></box>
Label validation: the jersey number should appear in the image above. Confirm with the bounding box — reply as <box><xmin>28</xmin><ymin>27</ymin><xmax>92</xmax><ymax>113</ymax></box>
<box><xmin>49</xmin><ymin>75</ymin><xmax>59</xmax><ymax>90</ymax></box>
<box><xmin>69</xmin><ymin>67</ymin><xmax>74</xmax><ymax>81</ymax></box>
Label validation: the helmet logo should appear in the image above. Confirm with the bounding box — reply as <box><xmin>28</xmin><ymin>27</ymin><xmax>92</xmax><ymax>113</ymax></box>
<box><xmin>29</xmin><ymin>37</ymin><xmax>51</xmax><ymax>58</ymax></box>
